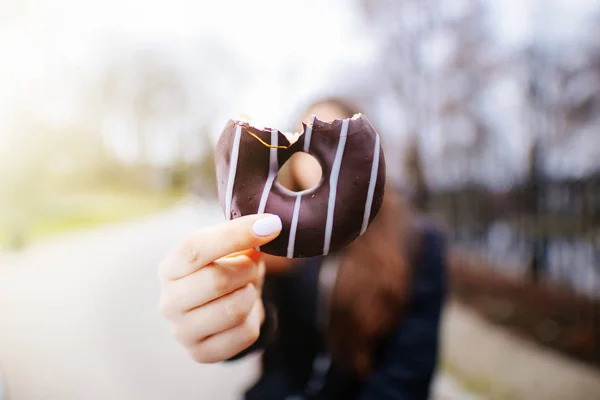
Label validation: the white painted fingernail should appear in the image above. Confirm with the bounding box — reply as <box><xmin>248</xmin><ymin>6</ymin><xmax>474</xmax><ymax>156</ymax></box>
<box><xmin>252</xmin><ymin>215</ymin><xmax>282</xmax><ymax>237</ymax></box>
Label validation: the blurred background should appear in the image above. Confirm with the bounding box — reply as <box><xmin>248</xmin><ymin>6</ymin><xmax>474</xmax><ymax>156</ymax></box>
<box><xmin>0</xmin><ymin>0</ymin><xmax>599</xmax><ymax>399</ymax></box>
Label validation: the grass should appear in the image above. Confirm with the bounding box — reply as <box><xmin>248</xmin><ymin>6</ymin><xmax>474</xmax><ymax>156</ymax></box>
<box><xmin>0</xmin><ymin>186</ymin><xmax>183</xmax><ymax>250</ymax></box>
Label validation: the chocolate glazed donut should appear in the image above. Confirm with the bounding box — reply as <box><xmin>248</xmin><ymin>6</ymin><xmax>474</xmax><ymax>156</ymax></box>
<box><xmin>215</xmin><ymin>114</ymin><xmax>386</xmax><ymax>258</ymax></box>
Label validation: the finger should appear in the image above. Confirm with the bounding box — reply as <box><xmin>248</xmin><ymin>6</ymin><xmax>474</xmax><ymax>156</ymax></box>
<box><xmin>243</xmin><ymin>249</ymin><xmax>264</xmax><ymax>265</ymax></box>
<box><xmin>254</xmin><ymin>258</ymin><xmax>265</xmax><ymax>291</ymax></box>
<box><xmin>223</xmin><ymin>248</ymin><xmax>262</xmax><ymax>262</ymax></box>
<box><xmin>187</xmin><ymin>299</ymin><xmax>263</xmax><ymax>363</ymax></box>
<box><xmin>162</xmin><ymin>254</ymin><xmax>260</xmax><ymax>318</ymax></box>
<box><xmin>159</xmin><ymin>214</ymin><xmax>281</xmax><ymax>281</ymax></box>
<box><xmin>173</xmin><ymin>284</ymin><xmax>257</xmax><ymax>344</ymax></box>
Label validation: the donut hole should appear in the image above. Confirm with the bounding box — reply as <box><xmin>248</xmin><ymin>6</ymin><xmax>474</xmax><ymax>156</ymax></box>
<box><xmin>277</xmin><ymin>153</ymin><xmax>323</xmax><ymax>192</ymax></box>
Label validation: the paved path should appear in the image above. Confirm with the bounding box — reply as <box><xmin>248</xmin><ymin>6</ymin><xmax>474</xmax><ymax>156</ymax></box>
<box><xmin>0</xmin><ymin>200</ymin><xmax>473</xmax><ymax>400</ymax></box>
<box><xmin>441</xmin><ymin>300</ymin><xmax>600</xmax><ymax>400</ymax></box>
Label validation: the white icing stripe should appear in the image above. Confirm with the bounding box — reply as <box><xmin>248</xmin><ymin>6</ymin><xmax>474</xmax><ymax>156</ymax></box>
<box><xmin>225</xmin><ymin>124</ymin><xmax>242</xmax><ymax>220</ymax></box>
<box><xmin>256</xmin><ymin>129</ymin><xmax>278</xmax><ymax>251</ymax></box>
<box><xmin>323</xmin><ymin>118</ymin><xmax>349</xmax><ymax>256</ymax></box>
<box><xmin>286</xmin><ymin>194</ymin><xmax>302</xmax><ymax>258</ymax></box>
<box><xmin>284</xmin><ymin>116</ymin><xmax>316</xmax><ymax>256</ymax></box>
<box><xmin>257</xmin><ymin>129</ymin><xmax>279</xmax><ymax>214</ymax></box>
<box><xmin>360</xmin><ymin>133</ymin><xmax>381</xmax><ymax>235</ymax></box>
<box><xmin>303</xmin><ymin>114</ymin><xmax>316</xmax><ymax>153</ymax></box>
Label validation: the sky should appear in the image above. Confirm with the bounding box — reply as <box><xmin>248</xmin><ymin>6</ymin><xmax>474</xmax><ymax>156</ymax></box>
<box><xmin>0</xmin><ymin>0</ymin><xmax>599</xmax><ymax>184</ymax></box>
<box><xmin>0</xmin><ymin>0</ymin><xmax>377</xmax><ymax>164</ymax></box>
<box><xmin>0</xmin><ymin>0</ymin><xmax>374</xmax><ymax>127</ymax></box>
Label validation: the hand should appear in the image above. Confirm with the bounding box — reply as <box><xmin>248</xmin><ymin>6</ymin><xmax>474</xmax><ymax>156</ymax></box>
<box><xmin>158</xmin><ymin>213</ymin><xmax>282</xmax><ymax>363</ymax></box>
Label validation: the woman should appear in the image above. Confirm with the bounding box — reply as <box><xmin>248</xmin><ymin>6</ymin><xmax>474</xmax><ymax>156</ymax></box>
<box><xmin>158</xmin><ymin>99</ymin><xmax>447</xmax><ymax>399</ymax></box>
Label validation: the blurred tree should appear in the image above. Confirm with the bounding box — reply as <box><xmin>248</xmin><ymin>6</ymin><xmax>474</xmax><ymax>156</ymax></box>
<box><xmin>87</xmin><ymin>48</ymin><xmax>191</xmax><ymax>191</ymax></box>
<box><xmin>360</xmin><ymin>0</ymin><xmax>499</xmax><ymax>190</ymax></box>
<box><xmin>194</xmin><ymin>130</ymin><xmax>218</xmax><ymax>198</ymax></box>
<box><xmin>89</xmin><ymin>38</ymin><xmax>240</xmax><ymax>193</ymax></box>
<box><xmin>526</xmin><ymin>140</ymin><xmax>547</xmax><ymax>282</ymax></box>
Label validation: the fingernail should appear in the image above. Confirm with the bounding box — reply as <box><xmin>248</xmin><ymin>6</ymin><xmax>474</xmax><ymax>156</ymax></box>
<box><xmin>252</xmin><ymin>215</ymin><xmax>282</xmax><ymax>237</ymax></box>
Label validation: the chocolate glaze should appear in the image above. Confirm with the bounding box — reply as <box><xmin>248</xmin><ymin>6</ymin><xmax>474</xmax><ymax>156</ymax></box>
<box><xmin>215</xmin><ymin>114</ymin><xmax>386</xmax><ymax>258</ymax></box>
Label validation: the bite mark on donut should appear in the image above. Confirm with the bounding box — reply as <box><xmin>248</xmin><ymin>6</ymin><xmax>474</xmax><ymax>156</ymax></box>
<box><xmin>234</xmin><ymin>118</ymin><xmax>302</xmax><ymax>148</ymax></box>
<box><xmin>234</xmin><ymin>112</ymin><xmax>362</xmax><ymax>150</ymax></box>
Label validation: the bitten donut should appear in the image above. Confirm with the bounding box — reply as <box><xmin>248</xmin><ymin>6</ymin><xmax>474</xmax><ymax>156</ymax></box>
<box><xmin>215</xmin><ymin>114</ymin><xmax>386</xmax><ymax>258</ymax></box>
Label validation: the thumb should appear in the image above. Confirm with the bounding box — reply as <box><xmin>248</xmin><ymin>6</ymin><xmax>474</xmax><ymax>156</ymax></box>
<box><xmin>161</xmin><ymin>214</ymin><xmax>282</xmax><ymax>281</ymax></box>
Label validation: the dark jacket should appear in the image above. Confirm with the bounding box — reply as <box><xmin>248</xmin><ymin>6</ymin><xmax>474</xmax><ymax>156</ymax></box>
<box><xmin>230</xmin><ymin>226</ymin><xmax>447</xmax><ymax>400</ymax></box>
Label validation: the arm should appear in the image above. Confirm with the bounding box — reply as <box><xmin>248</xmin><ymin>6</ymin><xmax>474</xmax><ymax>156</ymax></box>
<box><xmin>360</xmin><ymin>229</ymin><xmax>447</xmax><ymax>400</ymax></box>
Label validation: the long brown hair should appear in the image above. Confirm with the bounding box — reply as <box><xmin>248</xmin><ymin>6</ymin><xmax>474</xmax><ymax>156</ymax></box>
<box><xmin>295</xmin><ymin>98</ymin><xmax>415</xmax><ymax>377</ymax></box>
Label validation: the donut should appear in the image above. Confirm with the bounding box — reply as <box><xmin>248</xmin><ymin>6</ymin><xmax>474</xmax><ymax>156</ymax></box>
<box><xmin>215</xmin><ymin>114</ymin><xmax>386</xmax><ymax>258</ymax></box>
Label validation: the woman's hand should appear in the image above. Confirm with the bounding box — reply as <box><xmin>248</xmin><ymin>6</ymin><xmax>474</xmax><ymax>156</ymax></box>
<box><xmin>158</xmin><ymin>214</ymin><xmax>282</xmax><ymax>363</ymax></box>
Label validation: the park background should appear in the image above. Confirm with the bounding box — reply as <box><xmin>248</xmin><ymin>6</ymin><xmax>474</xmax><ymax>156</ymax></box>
<box><xmin>1</xmin><ymin>0</ymin><xmax>599</xmax><ymax>399</ymax></box>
